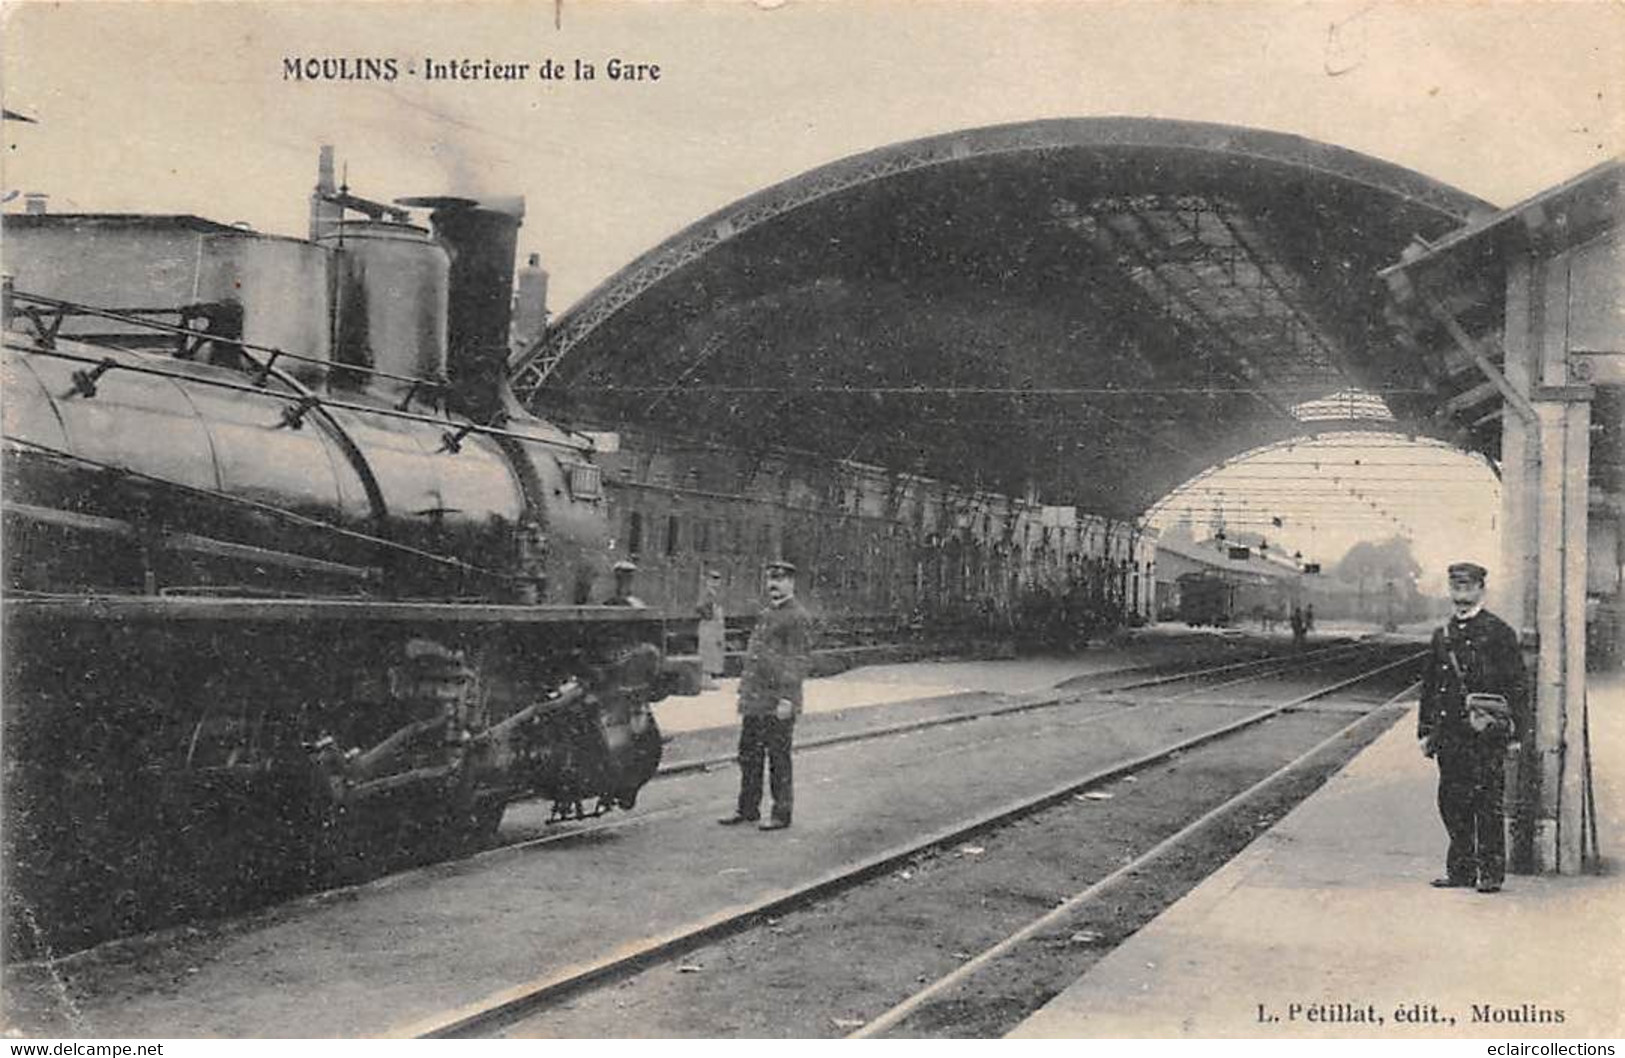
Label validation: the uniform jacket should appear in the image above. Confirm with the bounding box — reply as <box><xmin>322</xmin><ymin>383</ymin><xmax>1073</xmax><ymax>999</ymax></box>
<box><xmin>737</xmin><ymin>597</ymin><xmax>812</xmax><ymax>716</ymax></box>
<box><xmin>697</xmin><ymin>593</ymin><xmax>726</xmax><ymax>675</ymax></box>
<box><xmin>1418</xmin><ymin>608</ymin><xmax>1527</xmax><ymax>746</ymax></box>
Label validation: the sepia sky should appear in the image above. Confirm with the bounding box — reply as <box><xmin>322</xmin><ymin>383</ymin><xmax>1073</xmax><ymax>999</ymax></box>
<box><xmin>5</xmin><ymin>1</ymin><xmax>1621</xmax><ymax>309</ymax></box>
<box><xmin>4</xmin><ymin>0</ymin><xmax>1620</xmax><ymax>583</ymax></box>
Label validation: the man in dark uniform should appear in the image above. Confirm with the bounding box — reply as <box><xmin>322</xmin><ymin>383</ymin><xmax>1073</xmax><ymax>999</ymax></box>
<box><xmin>718</xmin><ymin>559</ymin><xmax>812</xmax><ymax>831</ymax></box>
<box><xmin>605</xmin><ymin>560</ymin><xmax>645</xmax><ymax>607</ymax></box>
<box><xmin>1418</xmin><ymin>561</ymin><xmax>1527</xmax><ymax>893</ymax></box>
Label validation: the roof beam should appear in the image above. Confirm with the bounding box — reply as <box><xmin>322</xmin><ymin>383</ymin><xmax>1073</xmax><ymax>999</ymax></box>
<box><xmin>1419</xmin><ymin>290</ymin><xmax>1536</xmax><ymax>424</ymax></box>
<box><xmin>1439</xmin><ymin>377</ymin><xmax>1502</xmax><ymax>416</ymax></box>
<box><xmin>1114</xmin><ymin>209</ymin><xmax>1309</xmax><ymax>418</ymax></box>
<box><xmin>1068</xmin><ymin>206</ymin><xmax>1294</xmax><ymax>423</ymax></box>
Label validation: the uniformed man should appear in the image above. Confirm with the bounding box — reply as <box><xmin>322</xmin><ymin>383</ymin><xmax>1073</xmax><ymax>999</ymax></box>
<box><xmin>1417</xmin><ymin>561</ymin><xmax>1527</xmax><ymax>893</ymax></box>
<box><xmin>696</xmin><ymin>569</ymin><xmax>726</xmax><ymax>689</ymax></box>
<box><xmin>718</xmin><ymin>558</ymin><xmax>812</xmax><ymax>831</ymax></box>
<box><xmin>605</xmin><ymin>560</ymin><xmax>645</xmax><ymax>608</ymax></box>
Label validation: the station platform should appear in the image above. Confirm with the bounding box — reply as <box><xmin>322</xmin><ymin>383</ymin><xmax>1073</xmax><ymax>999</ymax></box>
<box><xmin>1009</xmin><ymin>672</ymin><xmax>1625</xmax><ymax>1040</ymax></box>
<box><xmin>652</xmin><ymin>626</ymin><xmax>1296</xmax><ymax>735</ymax></box>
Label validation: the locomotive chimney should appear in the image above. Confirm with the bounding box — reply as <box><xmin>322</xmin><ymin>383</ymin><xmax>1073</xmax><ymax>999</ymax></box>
<box><xmin>511</xmin><ymin>252</ymin><xmax>551</xmax><ymax>353</ymax></box>
<box><xmin>308</xmin><ymin>145</ymin><xmax>343</xmax><ymax>241</ymax></box>
<box><xmin>427</xmin><ymin>197</ymin><xmax>525</xmax><ymax>420</ymax></box>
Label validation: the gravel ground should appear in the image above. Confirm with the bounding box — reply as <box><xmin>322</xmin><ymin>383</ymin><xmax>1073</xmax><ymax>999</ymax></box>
<box><xmin>1</xmin><ymin>644</ymin><xmax>1419</xmax><ymax>1037</ymax></box>
<box><xmin>5</xmin><ymin>631</ymin><xmax>1289</xmax><ymax>965</ymax></box>
<box><xmin>494</xmin><ymin>702</ymin><xmax>1402</xmax><ymax>1038</ymax></box>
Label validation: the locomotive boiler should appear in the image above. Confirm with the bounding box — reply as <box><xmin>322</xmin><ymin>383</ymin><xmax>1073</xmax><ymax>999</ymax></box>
<box><xmin>0</xmin><ymin>164</ymin><xmax>686</xmax><ymax>946</ymax></box>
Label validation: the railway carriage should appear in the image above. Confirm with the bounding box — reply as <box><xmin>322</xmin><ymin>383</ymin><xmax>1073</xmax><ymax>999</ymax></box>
<box><xmin>582</xmin><ymin>426</ymin><xmax>1157</xmax><ymax>647</ymax></box>
<box><xmin>1174</xmin><ymin>568</ymin><xmax>1298</xmax><ymax>629</ymax></box>
<box><xmin>1176</xmin><ymin>572</ymin><xmax>1235</xmax><ymax>626</ymax></box>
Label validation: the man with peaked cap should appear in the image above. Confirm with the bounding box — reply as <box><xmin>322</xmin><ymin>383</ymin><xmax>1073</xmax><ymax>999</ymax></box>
<box><xmin>605</xmin><ymin>560</ymin><xmax>645</xmax><ymax>608</ymax></box>
<box><xmin>1417</xmin><ymin>561</ymin><xmax>1527</xmax><ymax>893</ymax></box>
<box><xmin>719</xmin><ymin>558</ymin><xmax>811</xmax><ymax>831</ymax></box>
<box><xmin>696</xmin><ymin>569</ymin><xmax>726</xmax><ymax>690</ymax></box>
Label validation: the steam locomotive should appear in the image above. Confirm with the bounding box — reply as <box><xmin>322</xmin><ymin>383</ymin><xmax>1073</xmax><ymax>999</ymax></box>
<box><xmin>1</xmin><ymin>164</ymin><xmax>684</xmax><ymax>943</ymax></box>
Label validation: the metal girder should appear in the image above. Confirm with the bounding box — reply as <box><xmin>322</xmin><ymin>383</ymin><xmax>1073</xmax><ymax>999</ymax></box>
<box><xmin>1420</xmin><ymin>291</ymin><xmax>1538</xmax><ymax>424</ymax></box>
<box><xmin>1122</xmin><ymin>200</ymin><xmax>1346</xmax><ymax>392</ymax></box>
<box><xmin>1092</xmin><ymin>198</ymin><xmax>1347</xmax><ymax>402</ymax></box>
<box><xmin>639</xmin><ymin>330</ymin><xmax>728</xmax><ymax>417</ymax></box>
<box><xmin>1059</xmin><ymin>201</ymin><xmax>1300</xmax><ymax>423</ymax></box>
<box><xmin>512</xmin><ymin>118</ymin><xmax>1487</xmax><ymax>400</ymax></box>
<box><xmin>1439</xmin><ymin>377</ymin><xmax>1502</xmax><ymax>417</ymax></box>
<box><xmin>511</xmin><ymin>133</ymin><xmax>998</xmax><ymax>396</ymax></box>
<box><xmin>1211</xmin><ymin>210</ymin><xmax>1355</xmax><ymax>382</ymax></box>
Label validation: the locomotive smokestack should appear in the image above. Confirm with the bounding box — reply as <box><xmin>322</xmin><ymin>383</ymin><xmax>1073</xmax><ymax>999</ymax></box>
<box><xmin>511</xmin><ymin>252</ymin><xmax>550</xmax><ymax>353</ymax></box>
<box><xmin>428</xmin><ymin>197</ymin><xmax>524</xmax><ymax>419</ymax></box>
<box><xmin>308</xmin><ymin>145</ymin><xmax>343</xmax><ymax>241</ymax></box>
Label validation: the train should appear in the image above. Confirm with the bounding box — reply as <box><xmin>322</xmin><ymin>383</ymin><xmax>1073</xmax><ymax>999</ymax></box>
<box><xmin>572</xmin><ymin>423</ymin><xmax>1160</xmax><ymax>647</ymax></box>
<box><xmin>1175</xmin><ymin>571</ymin><xmax>1236</xmax><ymax>627</ymax></box>
<box><xmin>1</xmin><ymin>173</ymin><xmax>684</xmax><ymax>944</ymax></box>
<box><xmin>1172</xmin><ymin>568</ymin><xmax>1302</xmax><ymax>628</ymax></box>
<box><xmin>0</xmin><ymin>151</ymin><xmax>1167</xmax><ymax>947</ymax></box>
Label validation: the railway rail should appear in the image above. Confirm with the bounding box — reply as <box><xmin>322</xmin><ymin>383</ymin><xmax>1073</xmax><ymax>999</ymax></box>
<box><xmin>435</xmin><ymin>637</ymin><xmax>1395</xmax><ymax>867</ymax></box>
<box><xmin>653</xmin><ymin>637</ymin><xmax>1386</xmax><ymax>777</ymax></box>
<box><xmin>414</xmin><ymin>644</ymin><xmax>1424</xmax><ymax>1038</ymax></box>
<box><xmin>6</xmin><ymin>637</ymin><xmax>1365</xmax><ymax>968</ymax></box>
<box><xmin>9</xmin><ymin>638</ymin><xmax>1397</xmax><ymax>965</ymax></box>
<box><xmin>849</xmin><ymin>687</ymin><xmax>1415</xmax><ymax>1038</ymax></box>
<box><xmin>2</xmin><ymin>641</ymin><xmax>1424</xmax><ymax>1037</ymax></box>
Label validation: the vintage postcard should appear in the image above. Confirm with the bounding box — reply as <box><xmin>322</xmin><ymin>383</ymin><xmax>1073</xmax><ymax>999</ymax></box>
<box><xmin>2</xmin><ymin>0</ymin><xmax>1621</xmax><ymax>1044</ymax></box>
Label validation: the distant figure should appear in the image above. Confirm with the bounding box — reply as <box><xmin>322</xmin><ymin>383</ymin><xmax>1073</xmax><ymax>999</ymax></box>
<box><xmin>696</xmin><ymin>569</ymin><xmax>726</xmax><ymax>689</ymax></box>
<box><xmin>1303</xmin><ymin>604</ymin><xmax>1315</xmax><ymax>635</ymax></box>
<box><xmin>1290</xmin><ymin>605</ymin><xmax>1306</xmax><ymax>647</ymax></box>
<box><xmin>718</xmin><ymin>559</ymin><xmax>811</xmax><ymax>832</ymax></box>
<box><xmin>605</xmin><ymin>560</ymin><xmax>645</xmax><ymax>608</ymax></box>
<box><xmin>1418</xmin><ymin>562</ymin><xmax>1526</xmax><ymax>894</ymax></box>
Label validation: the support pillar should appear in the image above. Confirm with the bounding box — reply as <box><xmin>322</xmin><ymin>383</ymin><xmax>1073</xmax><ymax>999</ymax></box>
<box><xmin>1392</xmin><ymin>161</ymin><xmax>1620</xmax><ymax>877</ymax></box>
<box><xmin>1527</xmin><ymin>395</ymin><xmax>1591</xmax><ymax>873</ymax></box>
<box><xmin>1497</xmin><ymin>255</ymin><xmax>1541</xmax><ymax>872</ymax></box>
<box><xmin>1500</xmin><ymin>248</ymin><xmax>1594</xmax><ymax>875</ymax></box>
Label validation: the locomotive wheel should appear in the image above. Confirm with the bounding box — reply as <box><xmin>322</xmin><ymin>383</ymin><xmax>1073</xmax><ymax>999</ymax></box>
<box><xmin>468</xmin><ymin>801</ymin><xmax>507</xmax><ymax>841</ymax></box>
<box><xmin>418</xmin><ymin>798</ymin><xmax>507</xmax><ymax>855</ymax></box>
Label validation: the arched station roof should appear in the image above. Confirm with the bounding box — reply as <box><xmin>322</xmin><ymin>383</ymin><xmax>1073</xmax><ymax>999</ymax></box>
<box><xmin>512</xmin><ymin>118</ymin><xmax>1491</xmax><ymax>519</ymax></box>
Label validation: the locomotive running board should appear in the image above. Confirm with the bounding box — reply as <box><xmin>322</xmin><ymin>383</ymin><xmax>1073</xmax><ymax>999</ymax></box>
<box><xmin>2</xmin><ymin>595</ymin><xmax>682</xmax><ymax>625</ymax></box>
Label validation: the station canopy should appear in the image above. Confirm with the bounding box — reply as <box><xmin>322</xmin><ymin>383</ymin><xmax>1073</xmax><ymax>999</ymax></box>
<box><xmin>511</xmin><ymin>118</ymin><xmax>1491</xmax><ymax>519</ymax></box>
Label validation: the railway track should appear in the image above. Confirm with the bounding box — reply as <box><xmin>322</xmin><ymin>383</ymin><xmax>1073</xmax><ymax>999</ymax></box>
<box><xmin>849</xmin><ymin>689</ymin><xmax>1413</xmax><ymax>1038</ymax></box>
<box><xmin>412</xmin><ymin>645</ymin><xmax>1424</xmax><ymax>1038</ymax></box>
<box><xmin>3</xmin><ymin>642</ymin><xmax>1424</xmax><ymax>1037</ymax></box>
<box><xmin>456</xmin><ymin>637</ymin><xmax>1395</xmax><ymax>861</ymax></box>
<box><xmin>651</xmin><ymin>636</ymin><xmax>1384</xmax><ymax>777</ymax></box>
<box><xmin>226</xmin><ymin>641</ymin><xmax>1395</xmax><ymax>878</ymax></box>
<box><xmin>8</xmin><ymin>639</ymin><xmax>1399</xmax><ymax>969</ymax></box>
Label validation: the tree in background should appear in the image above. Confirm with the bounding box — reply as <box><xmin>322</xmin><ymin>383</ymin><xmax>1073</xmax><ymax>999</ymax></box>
<box><xmin>1330</xmin><ymin>535</ymin><xmax>1428</xmax><ymax>626</ymax></box>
